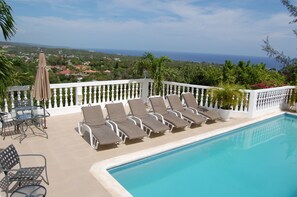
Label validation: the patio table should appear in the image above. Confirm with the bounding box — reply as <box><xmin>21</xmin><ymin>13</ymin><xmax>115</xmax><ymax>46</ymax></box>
<box><xmin>13</xmin><ymin>106</ymin><xmax>49</xmax><ymax>143</ymax></box>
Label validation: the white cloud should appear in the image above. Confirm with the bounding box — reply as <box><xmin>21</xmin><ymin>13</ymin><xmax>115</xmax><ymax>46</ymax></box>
<box><xmin>9</xmin><ymin>0</ymin><xmax>297</xmax><ymax>57</ymax></box>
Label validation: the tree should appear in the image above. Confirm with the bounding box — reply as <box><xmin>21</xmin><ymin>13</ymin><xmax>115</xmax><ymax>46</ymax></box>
<box><xmin>0</xmin><ymin>51</ymin><xmax>13</xmax><ymax>93</ymax></box>
<box><xmin>0</xmin><ymin>0</ymin><xmax>16</xmax><ymax>40</ymax></box>
<box><xmin>263</xmin><ymin>0</ymin><xmax>297</xmax><ymax>65</ymax></box>
<box><xmin>0</xmin><ymin>0</ymin><xmax>16</xmax><ymax>102</ymax></box>
<box><xmin>262</xmin><ymin>0</ymin><xmax>297</xmax><ymax>85</ymax></box>
<box><xmin>222</xmin><ymin>60</ymin><xmax>236</xmax><ymax>84</ymax></box>
<box><xmin>178</xmin><ymin>63</ymin><xmax>222</xmax><ymax>86</ymax></box>
<box><xmin>136</xmin><ymin>52</ymin><xmax>171</xmax><ymax>95</ymax></box>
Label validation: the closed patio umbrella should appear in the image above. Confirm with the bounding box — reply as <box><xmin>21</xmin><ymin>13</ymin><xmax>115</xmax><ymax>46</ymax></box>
<box><xmin>32</xmin><ymin>52</ymin><xmax>51</xmax><ymax>128</ymax></box>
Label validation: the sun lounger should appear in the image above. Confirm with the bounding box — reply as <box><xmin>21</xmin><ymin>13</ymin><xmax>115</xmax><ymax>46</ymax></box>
<box><xmin>106</xmin><ymin>103</ymin><xmax>147</xmax><ymax>142</ymax></box>
<box><xmin>167</xmin><ymin>95</ymin><xmax>207</xmax><ymax>127</ymax></box>
<box><xmin>149</xmin><ymin>96</ymin><xmax>189</xmax><ymax>132</ymax></box>
<box><xmin>79</xmin><ymin>105</ymin><xmax>121</xmax><ymax>149</ymax></box>
<box><xmin>128</xmin><ymin>99</ymin><xmax>169</xmax><ymax>136</ymax></box>
<box><xmin>182</xmin><ymin>92</ymin><xmax>220</xmax><ymax>121</ymax></box>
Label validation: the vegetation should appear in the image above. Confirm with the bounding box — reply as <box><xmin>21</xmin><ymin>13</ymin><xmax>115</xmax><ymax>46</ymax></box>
<box><xmin>0</xmin><ymin>0</ymin><xmax>16</xmax><ymax>103</ymax></box>
<box><xmin>209</xmin><ymin>84</ymin><xmax>243</xmax><ymax>110</ymax></box>
<box><xmin>221</xmin><ymin>60</ymin><xmax>285</xmax><ymax>88</ymax></box>
<box><xmin>292</xmin><ymin>87</ymin><xmax>297</xmax><ymax>104</ymax></box>
<box><xmin>0</xmin><ymin>41</ymin><xmax>290</xmax><ymax>92</ymax></box>
<box><xmin>0</xmin><ymin>0</ymin><xmax>291</xmax><ymax>93</ymax></box>
<box><xmin>135</xmin><ymin>52</ymin><xmax>171</xmax><ymax>95</ymax></box>
<box><xmin>0</xmin><ymin>0</ymin><xmax>16</xmax><ymax>40</ymax></box>
<box><xmin>262</xmin><ymin>0</ymin><xmax>297</xmax><ymax>85</ymax></box>
<box><xmin>0</xmin><ymin>0</ymin><xmax>292</xmax><ymax>94</ymax></box>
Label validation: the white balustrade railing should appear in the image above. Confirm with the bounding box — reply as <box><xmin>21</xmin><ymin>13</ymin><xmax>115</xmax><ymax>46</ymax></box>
<box><xmin>158</xmin><ymin>81</ymin><xmax>250</xmax><ymax>113</ymax></box>
<box><xmin>3</xmin><ymin>79</ymin><xmax>145</xmax><ymax>115</ymax></box>
<box><xmin>1</xmin><ymin>79</ymin><xmax>295</xmax><ymax>117</ymax></box>
<box><xmin>247</xmin><ymin>86</ymin><xmax>295</xmax><ymax>117</ymax></box>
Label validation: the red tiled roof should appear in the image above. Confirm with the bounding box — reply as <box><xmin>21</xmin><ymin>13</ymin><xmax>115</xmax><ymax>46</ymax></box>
<box><xmin>57</xmin><ymin>69</ymin><xmax>72</xmax><ymax>75</ymax></box>
<box><xmin>84</xmin><ymin>70</ymin><xmax>97</xmax><ymax>73</ymax></box>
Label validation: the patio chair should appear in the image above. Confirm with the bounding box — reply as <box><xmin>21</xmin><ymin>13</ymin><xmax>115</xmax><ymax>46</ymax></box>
<box><xmin>128</xmin><ymin>99</ymin><xmax>169</xmax><ymax>136</ymax></box>
<box><xmin>149</xmin><ymin>96</ymin><xmax>189</xmax><ymax>132</ymax></box>
<box><xmin>182</xmin><ymin>92</ymin><xmax>221</xmax><ymax>121</ymax></box>
<box><xmin>0</xmin><ymin>144</ymin><xmax>49</xmax><ymax>196</ymax></box>
<box><xmin>105</xmin><ymin>103</ymin><xmax>147</xmax><ymax>142</ymax></box>
<box><xmin>167</xmin><ymin>95</ymin><xmax>207</xmax><ymax>127</ymax></box>
<box><xmin>0</xmin><ymin>112</ymin><xmax>17</xmax><ymax>140</ymax></box>
<box><xmin>78</xmin><ymin>105</ymin><xmax>121</xmax><ymax>149</ymax></box>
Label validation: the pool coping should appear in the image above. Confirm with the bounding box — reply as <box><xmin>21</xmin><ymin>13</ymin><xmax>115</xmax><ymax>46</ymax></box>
<box><xmin>90</xmin><ymin>112</ymin><xmax>296</xmax><ymax>197</ymax></box>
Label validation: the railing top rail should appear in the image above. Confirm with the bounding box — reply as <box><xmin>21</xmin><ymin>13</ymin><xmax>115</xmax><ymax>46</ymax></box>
<box><xmin>7</xmin><ymin>85</ymin><xmax>30</xmax><ymax>91</ymax></box>
<box><xmin>163</xmin><ymin>81</ymin><xmax>214</xmax><ymax>89</ymax></box>
<box><xmin>49</xmin><ymin>79</ymin><xmax>145</xmax><ymax>88</ymax></box>
<box><xmin>252</xmin><ymin>86</ymin><xmax>296</xmax><ymax>93</ymax></box>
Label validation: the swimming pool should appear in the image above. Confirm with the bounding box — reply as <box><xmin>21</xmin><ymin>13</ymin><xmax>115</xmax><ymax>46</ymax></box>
<box><xmin>107</xmin><ymin>114</ymin><xmax>297</xmax><ymax>197</ymax></box>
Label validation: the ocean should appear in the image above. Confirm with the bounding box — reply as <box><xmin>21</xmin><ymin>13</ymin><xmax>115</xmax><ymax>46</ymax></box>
<box><xmin>94</xmin><ymin>49</ymin><xmax>281</xmax><ymax>70</ymax></box>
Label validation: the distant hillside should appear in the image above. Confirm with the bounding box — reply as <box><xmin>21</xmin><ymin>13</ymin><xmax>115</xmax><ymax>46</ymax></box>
<box><xmin>0</xmin><ymin>41</ymin><xmax>138</xmax><ymax>60</ymax></box>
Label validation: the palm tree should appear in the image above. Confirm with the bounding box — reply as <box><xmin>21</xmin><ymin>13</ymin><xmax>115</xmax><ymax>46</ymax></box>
<box><xmin>137</xmin><ymin>52</ymin><xmax>171</xmax><ymax>95</ymax></box>
<box><xmin>0</xmin><ymin>51</ymin><xmax>13</xmax><ymax>93</ymax></box>
<box><xmin>0</xmin><ymin>0</ymin><xmax>16</xmax><ymax>107</ymax></box>
<box><xmin>0</xmin><ymin>0</ymin><xmax>16</xmax><ymax>40</ymax></box>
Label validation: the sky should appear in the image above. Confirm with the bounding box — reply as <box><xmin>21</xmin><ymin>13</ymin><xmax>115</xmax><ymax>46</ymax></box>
<box><xmin>5</xmin><ymin>0</ymin><xmax>297</xmax><ymax>57</ymax></box>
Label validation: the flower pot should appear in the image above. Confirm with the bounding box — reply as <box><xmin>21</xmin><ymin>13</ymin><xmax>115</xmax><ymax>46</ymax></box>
<box><xmin>219</xmin><ymin>109</ymin><xmax>231</xmax><ymax>122</ymax></box>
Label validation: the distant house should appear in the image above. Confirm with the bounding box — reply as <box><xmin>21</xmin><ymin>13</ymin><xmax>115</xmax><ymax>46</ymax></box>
<box><xmin>50</xmin><ymin>65</ymin><xmax>66</xmax><ymax>71</ymax></box>
<box><xmin>75</xmin><ymin>65</ymin><xmax>90</xmax><ymax>71</ymax></box>
<box><xmin>83</xmin><ymin>61</ymin><xmax>90</xmax><ymax>66</ymax></box>
<box><xmin>57</xmin><ymin>69</ymin><xmax>73</xmax><ymax>76</ymax></box>
<box><xmin>83</xmin><ymin>70</ymin><xmax>98</xmax><ymax>74</ymax></box>
<box><xmin>103</xmin><ymin>70</ymin><xmax>111</xmax><ymax>73</ymax></box>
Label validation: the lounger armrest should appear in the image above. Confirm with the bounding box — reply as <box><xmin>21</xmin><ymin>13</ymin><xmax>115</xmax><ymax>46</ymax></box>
<box><xmin>106</xmin><ymin>120</ymin><xmax>120</xmax><ymax>136</ymax></box>
<box><xmin>184</xmin><ymin>107</ymin><xmax>194</xmax><ymax>113</ymax></box>
<box><xmin>80</xmin><ymin>123</ymin><xmax>99</xmax><ymax>150</ymax></box>
<box><xmin>148</xmin><ymin>113</ymin><xmax>158</xmax><ymax>120</ymax></box>
<box><xmin>198</xmin><ymin>106</ymin><xmax>209</xmax><ymax>112</ymax></box>
<box><xmin>168</xmin><ymin>110</ymin><xmax>179</xmax><ymax>117</ymax></box>
<box><xmin>187</xmin><ymin>107</ymin><xmax>198</xmax><ymax>114</ymax></box>
<box><xmin>106</xmin><ymin>120</ymin><xmax>127</xmax><ymax>142</ymax></box>
<box><xmin>130</xmin><ymin>116</ymin><xmax>143</xmax><ymax>129</ymax></box>
<box><xmin>171</xmin><ymin>110</ymin><xmax>184</xmax><ymax>118</ymax></box>
<box><xmin>152</xmin><ymin>112</ymin><xmax>165</xmax><ymax>124</ymax></box>
<box><xmin>128</xmin><ymin>117</ymin><xmax>137</xmax><ymax>125</ymax></box>
<box><xmin>77</xmin><ymin>121</ymin><xmax>84</xmax><ymax>136</ymax></box>
<box><xmin>105</xmin><ymin>121</ymin><xmax>114</xmax><ymax>130</ymax></box>
<box><xmin>81</xmin><ymin>123</ymin><xmax>92</xmax><ymax>136</ymax></box>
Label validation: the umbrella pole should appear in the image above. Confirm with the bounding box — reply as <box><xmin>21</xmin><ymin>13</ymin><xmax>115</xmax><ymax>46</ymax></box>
<box><xmin>43</xmin><ymin>99</ymin><xmax>47</xmax><ymax>129</ymax></box>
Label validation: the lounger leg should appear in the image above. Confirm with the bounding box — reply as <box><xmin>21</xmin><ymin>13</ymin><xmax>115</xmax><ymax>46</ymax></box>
<box><xmin>77</xmin><ymin>122</ymin><xmax>83</xmax><ymax>136</ymax></box>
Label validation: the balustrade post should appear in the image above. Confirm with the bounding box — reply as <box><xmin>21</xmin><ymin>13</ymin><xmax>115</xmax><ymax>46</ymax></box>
<box><xmin>248</xmin><ymin>90</ymin><xmax>257</xmax><ymax>118</ymax></box>
<box><xmin>141</xmin><ymin>79</ymin><xmax>149</xmax><ymax>102</ymax></box>
<box><xmin>76</xmin><ymin>86</ymin><xmax>83</xmax><ymax>106</ymax></box>
<box><xmin>4</xmin><ymin>98</ymin><xmax>8</xmax><ymax>112</ymax></box>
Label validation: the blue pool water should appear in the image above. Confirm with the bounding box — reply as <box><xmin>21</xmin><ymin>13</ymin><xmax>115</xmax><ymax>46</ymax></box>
<box><xmin>109</xmin><ymin>114</ymin><xmax>297</xmax><ymax>197</ymax></box>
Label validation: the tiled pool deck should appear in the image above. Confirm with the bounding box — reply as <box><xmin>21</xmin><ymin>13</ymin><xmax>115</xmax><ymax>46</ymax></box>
<box><xmin>0</xmin><ymin>108</ymin><xmax>292</xmax><ymax>197</ymax></box>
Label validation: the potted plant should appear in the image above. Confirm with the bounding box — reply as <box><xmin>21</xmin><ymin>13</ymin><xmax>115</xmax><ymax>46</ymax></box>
<box><xmin>209</xmin><ymin>84</ymin><xmax>243</xmax><ymax>121</ymax></box>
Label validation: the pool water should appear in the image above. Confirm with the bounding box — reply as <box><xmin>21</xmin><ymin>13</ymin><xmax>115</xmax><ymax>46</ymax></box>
<box><xmin>109</xmin><ymin>114</ymin><xmax>297</xmax><ymax>197</ymax></box>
